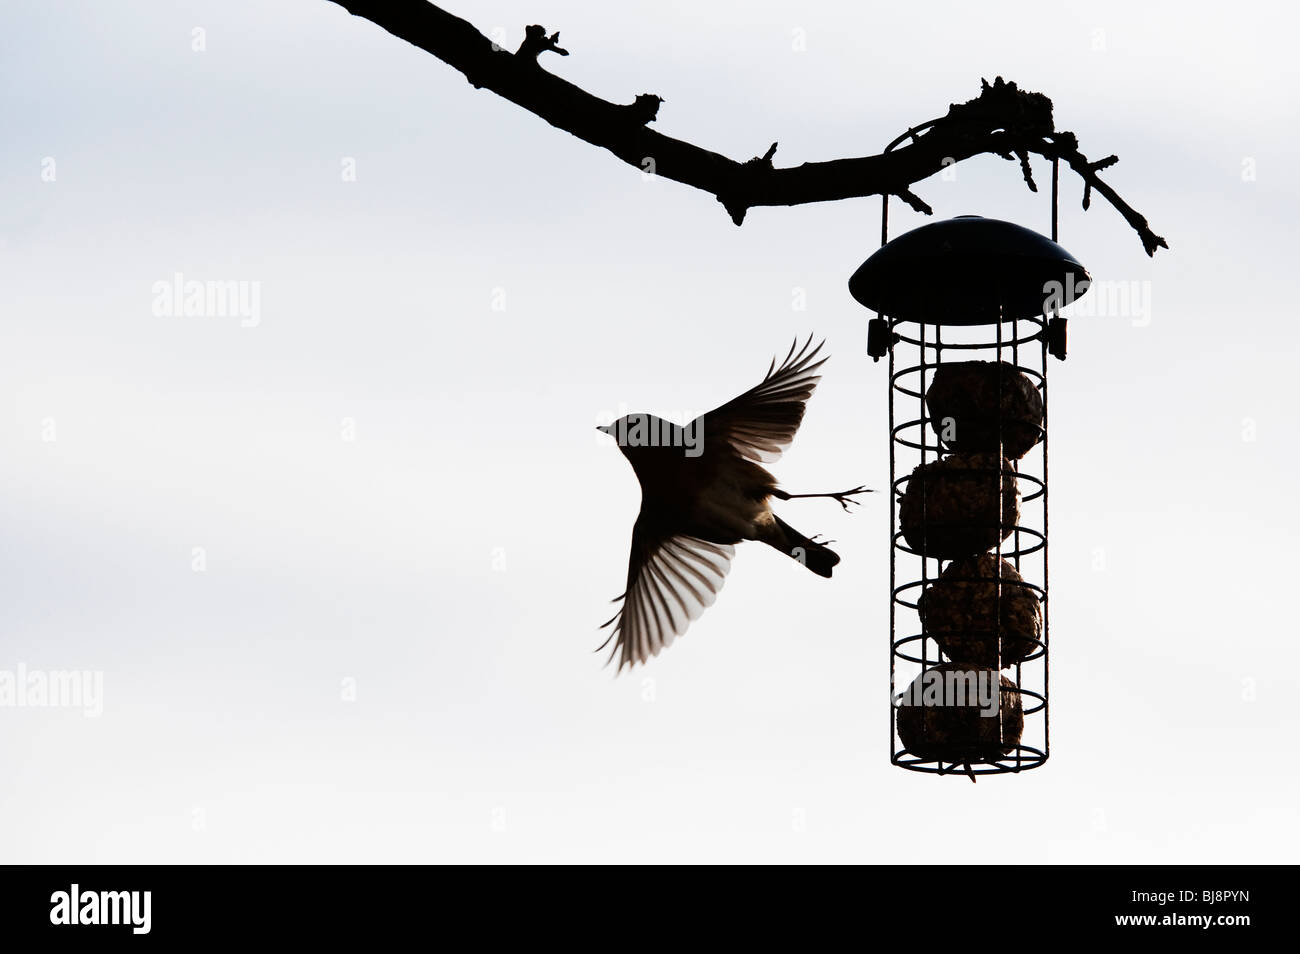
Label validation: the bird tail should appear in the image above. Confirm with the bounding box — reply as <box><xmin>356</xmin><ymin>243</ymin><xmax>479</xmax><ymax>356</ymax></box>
<box><xmin>767</xmin><ymin>514</ymin><xmax>840</xmax><ymax>578</ymax></box>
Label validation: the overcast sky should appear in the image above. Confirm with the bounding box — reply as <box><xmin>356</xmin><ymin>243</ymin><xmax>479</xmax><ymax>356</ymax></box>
<box><xmin>1</xmin><ymin>0</ymin><xmax>1296</xmax><ymax>862</ymax></box>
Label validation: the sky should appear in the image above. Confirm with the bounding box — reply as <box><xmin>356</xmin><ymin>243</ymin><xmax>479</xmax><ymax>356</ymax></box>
<box><xmin>1</xmin><ymin>0</ymin><xmax>1296</xmax><ymax>862</ymax></box>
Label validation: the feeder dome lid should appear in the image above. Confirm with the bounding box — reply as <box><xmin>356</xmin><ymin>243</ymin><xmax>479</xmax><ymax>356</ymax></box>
<box><xmin>848</xmin><ymin>215</ymin><xmax>1091</xmax><ymax>325</ymax></box>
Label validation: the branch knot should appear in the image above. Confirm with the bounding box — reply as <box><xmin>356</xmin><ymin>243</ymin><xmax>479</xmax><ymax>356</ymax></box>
<box><xmin>620</xmin><ymin>93</ymin><xmax>663</xmax><ymax>126</ymax></box>
<box><xmin>517</xmin><ymin>24</ymin><xmax>568</xmax><ymax>60</ymax></box>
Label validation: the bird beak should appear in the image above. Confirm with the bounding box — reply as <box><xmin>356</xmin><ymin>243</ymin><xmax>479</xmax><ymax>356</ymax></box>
<box><xmin>596</xmin><ymin>425</ymin><xmax>611</xmax><ymax>435</ymax></box>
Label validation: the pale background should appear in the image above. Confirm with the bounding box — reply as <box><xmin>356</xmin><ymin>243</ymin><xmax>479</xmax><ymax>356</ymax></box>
<box><xmin>1</xmin><ymin>0</ymin><xmax>1295</xmax><ymax>862</ymax></box>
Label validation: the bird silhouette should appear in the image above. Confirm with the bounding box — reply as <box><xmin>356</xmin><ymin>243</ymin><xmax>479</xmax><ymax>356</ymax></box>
<box><xmin>596</xmin><ymin>336</ymin><xmax>870</xmax><ymax>670</ymax></box>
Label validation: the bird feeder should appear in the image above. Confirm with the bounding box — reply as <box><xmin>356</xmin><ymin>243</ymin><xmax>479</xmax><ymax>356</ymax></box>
<box><xmin>849</xmin><ymin>169</ymin><xmax>1091</xmax><ymax>778</ymax></box>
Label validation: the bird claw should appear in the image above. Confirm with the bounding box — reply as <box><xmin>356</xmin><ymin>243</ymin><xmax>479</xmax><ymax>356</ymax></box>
<box><xmin>832</xmin><ymin>485</ymin><xmax>872</xmax><ymax>512</ymax></box>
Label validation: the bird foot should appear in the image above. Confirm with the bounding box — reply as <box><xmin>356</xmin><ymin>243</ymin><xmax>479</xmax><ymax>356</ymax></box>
<box><xmin>829</xmin><ymin>485</ymin><xmax>873</xmax><ymax>512</ymax></box>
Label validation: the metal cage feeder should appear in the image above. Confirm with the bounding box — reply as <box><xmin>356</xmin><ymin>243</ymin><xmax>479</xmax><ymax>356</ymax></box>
<box><xmin>849</xmin><ymin>184</ymin><xmax>1091</xmax><ymax>778</ymax></box>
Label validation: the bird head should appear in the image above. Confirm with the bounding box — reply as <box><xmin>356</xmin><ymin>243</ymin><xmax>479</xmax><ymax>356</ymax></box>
<box><xmin>597</xmin><ymin>413</ymin><xmax>661</xmax><ymax>460</ymax></box>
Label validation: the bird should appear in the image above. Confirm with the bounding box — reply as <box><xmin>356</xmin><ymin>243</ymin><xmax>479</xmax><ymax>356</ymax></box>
<box><xmin>595</xmin><ymin>335</ymin><xmax>870</xmax><ymax>671</ymax></box>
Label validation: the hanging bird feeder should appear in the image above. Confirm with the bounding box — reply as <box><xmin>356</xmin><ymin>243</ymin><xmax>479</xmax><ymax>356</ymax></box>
<box><xmin>849</xmin><ymin>161</ymin><xmax>1091</xmax><ymax>778</ymax></box>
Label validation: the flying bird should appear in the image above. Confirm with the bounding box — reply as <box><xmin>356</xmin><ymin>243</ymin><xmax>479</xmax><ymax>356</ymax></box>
<box><xmin>596</xmin><ymin>336</ymin><xmax>870</xmax><ymax>671</ymax></box>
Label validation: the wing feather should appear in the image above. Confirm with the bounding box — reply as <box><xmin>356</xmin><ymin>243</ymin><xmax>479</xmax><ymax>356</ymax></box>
<box><xmin>700</xmin><ymin>334</ymin><xmax>827</xmax><ymax>464</ymax></box>
<box><xmin>599</xmin><ymin>529</ymin><xmax>734</xmax><ymax>671</ymax></box>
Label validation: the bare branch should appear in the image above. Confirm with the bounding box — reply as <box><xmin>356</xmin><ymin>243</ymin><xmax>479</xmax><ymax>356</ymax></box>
<box><xmin>327</xmin><ymin>1</ymin><xmax>1167</xmax><ymax>255</ymax></box>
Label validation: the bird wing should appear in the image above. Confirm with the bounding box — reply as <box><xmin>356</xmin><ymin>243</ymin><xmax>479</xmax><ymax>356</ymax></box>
<box><xmin>700</xmin><ymin>334</ymin><xmax>827</xmax><ymax>463</ymax></box>
<box><xmin>598</xmin><ymin>519</ymin><xmax>734</xmax><ymax>671</ymax></box>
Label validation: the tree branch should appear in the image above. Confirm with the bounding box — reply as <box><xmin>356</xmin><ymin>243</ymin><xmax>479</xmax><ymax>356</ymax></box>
<box><xmin>327</xmin><ymin>0</ymin><xmax>1167</xmax><ymax>256</ymax></box>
